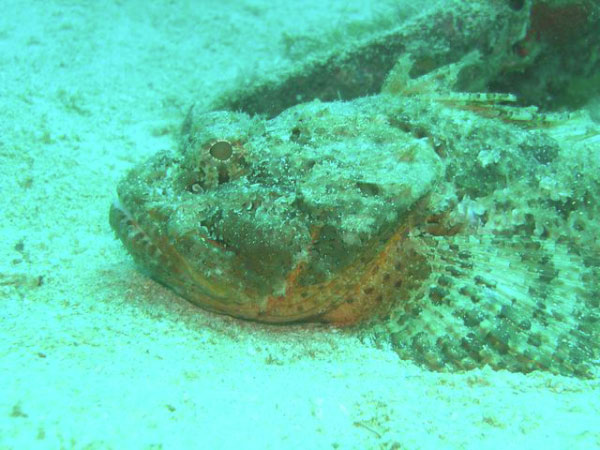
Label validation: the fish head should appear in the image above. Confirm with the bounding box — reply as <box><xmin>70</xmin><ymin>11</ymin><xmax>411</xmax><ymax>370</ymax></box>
<box><xmin>110</xmin><ymin>98</ymin><xmax>444</xmax><ymax>324</ymax></box>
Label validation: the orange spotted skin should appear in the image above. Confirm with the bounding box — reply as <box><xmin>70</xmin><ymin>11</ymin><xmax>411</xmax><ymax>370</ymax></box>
<box><xmin>110</xmin><ymin>85</ymin><xmax>600</xmax><ymax>377</ymax></box>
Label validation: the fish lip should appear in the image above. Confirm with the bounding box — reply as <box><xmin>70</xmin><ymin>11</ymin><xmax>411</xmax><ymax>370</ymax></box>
<box><xmin>108</xmin><ymin>196</ymin><xmax>345</xmax><ymax>323</ymax></box>
<box><xmin>109</xmin><ymin>195</ymin><xmax>251</xmax><ymax>312</ymax></box>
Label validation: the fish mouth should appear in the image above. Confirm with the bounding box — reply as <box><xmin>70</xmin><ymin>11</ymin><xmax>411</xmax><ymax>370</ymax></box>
<box><xmin>108</xmin><ymin>199</ymin><xmax>233</xmax><ymax>305</ymax></box>
<box><xmin>108</xmin><ymin>196</ymin><xmax>419</xmax><ymax>325</ymax></box>
<box><xmin>108</xmin><ymin>198</ymin><xmax>341</xmax><ymax>323</ymax></box>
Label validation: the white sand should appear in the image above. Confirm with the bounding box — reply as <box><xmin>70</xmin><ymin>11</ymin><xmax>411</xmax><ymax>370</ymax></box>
<box><xmin>1</xmin><ymin>1</ymin><xmax>599</xmax><ymax>448</ymax></box>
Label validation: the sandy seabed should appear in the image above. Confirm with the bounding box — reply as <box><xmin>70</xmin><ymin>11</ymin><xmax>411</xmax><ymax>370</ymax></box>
<box><xmin>1</xmin><ymin>1</ymin><xmax>599</xmax><ymax>449</ymax></box>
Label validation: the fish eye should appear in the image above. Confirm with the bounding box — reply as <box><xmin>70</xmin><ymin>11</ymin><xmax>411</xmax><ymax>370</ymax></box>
<box><xmin>209</xmin><ymin>140</ymin><xmax>233</xmax><ymax>161</ymax></box>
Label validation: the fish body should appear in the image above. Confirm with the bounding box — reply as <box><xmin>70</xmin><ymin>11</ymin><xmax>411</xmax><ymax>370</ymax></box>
<box><xmin>111</xmin><ymin>60</ymin><xmax>600</xmax><ymax>377</ymax></box>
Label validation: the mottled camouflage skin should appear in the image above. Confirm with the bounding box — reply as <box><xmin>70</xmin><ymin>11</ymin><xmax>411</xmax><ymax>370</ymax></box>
<box><xmin>111</xmin><ymin>0</ymin><xmax>600</xmax><ymax>377</ymax></box>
